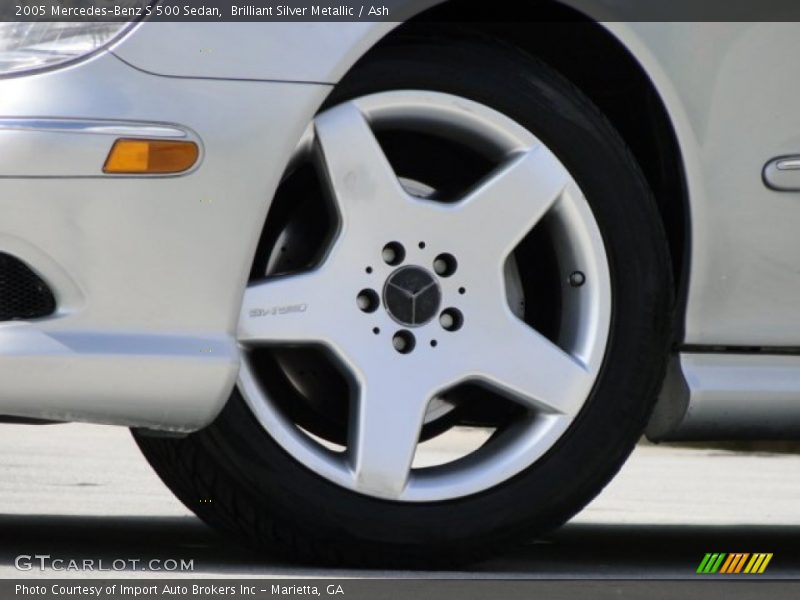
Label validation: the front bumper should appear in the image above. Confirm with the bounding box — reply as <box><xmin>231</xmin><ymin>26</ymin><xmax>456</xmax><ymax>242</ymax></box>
<box><xmin>0</xmin><ymin>51</ymin><xmax>329</xmax><ymax>431</ymax></box>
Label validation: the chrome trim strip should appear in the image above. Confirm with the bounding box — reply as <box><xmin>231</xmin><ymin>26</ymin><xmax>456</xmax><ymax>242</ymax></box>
<box><xmin>0</xmin><ymin>118</ymin><xmax>188</xmax><ymax>138</ymax></box>
<box><xmin>776</xmin><ymin>158</ymin><xmax>800</xmax><ymax>171</ymax></box>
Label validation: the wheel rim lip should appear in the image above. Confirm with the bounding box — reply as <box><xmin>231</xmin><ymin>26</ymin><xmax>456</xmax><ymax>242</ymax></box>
<box><xmin>237</xmin><ymin>90</ymin><xmax>612</xmax><ymax>502</ymax></box>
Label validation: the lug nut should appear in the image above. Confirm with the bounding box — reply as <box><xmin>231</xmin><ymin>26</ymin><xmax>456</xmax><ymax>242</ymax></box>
<box><xmin>439</xmin><ymin>308</ymin><xmax>464</xmax><ymax>332</ymax></box>
<box><xmin>393</xmin><ymin>330</ymin><xmax>416</xmax><ymax>354</ymax></box>
<box><xmin>382</xmin><ymin>242</ymin><xmax>405</xmax><ymax>266</ymax></box>
<box><xmin>357</xmin><ymin>289</ymin><xmax>380</xmax><ymax>313</ymax></box>
<box><xmin>433</xmin><ymin>253</ymin><xmax>458</xmax><ymax>277</ymax></box>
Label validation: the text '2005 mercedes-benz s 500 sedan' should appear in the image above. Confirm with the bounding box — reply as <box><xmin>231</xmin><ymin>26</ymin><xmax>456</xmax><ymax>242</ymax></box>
<box><xmin>2</xmin><ymin>1</ymin><xmax>800</xmax><ymax>564</ymax></box>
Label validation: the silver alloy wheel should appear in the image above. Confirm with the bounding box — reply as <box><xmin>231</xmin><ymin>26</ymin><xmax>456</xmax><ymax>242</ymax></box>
<box><xmin>237</xmin><ymin>91</ymin><xmax>612</xmax><ymax>502</ymax></box>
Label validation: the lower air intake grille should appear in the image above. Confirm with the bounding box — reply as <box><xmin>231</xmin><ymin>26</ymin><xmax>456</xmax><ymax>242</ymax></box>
<box><xmin>0</xmin><ymin>253</ymin><xmax>56</xmax><ymax>321</ymax></box>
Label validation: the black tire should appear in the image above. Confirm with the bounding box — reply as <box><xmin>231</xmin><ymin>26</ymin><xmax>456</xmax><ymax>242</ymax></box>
<box><xmin>134</xmin><ymin>35</ymin><xmax>673</xmax><ymax>566</ymax></box>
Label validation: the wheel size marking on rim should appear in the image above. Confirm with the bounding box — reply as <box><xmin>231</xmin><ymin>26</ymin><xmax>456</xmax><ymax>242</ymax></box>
<box><xmin>237</xmin><ymin>91</ymin><xmax>611</xmax><ymax>502</ymax></box>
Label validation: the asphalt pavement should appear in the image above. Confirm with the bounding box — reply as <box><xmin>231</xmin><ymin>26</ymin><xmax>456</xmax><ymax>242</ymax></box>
<box><xmin>0</xmin><ymin>423</ymin><xmax>799</xmax><ymax>579</ymax></box>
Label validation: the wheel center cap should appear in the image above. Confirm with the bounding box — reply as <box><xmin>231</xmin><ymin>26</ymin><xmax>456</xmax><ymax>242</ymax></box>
<box><xmin>383</xmin><ymin>266</ymin><xmax>441</xmax><ymax>327</ymax></box>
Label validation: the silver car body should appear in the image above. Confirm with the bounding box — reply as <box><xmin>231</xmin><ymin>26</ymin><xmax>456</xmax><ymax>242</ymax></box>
<box><xmin>2</xmin><ymin>17</ymin><xmax>800</xmax><ymax>439</ymax></box>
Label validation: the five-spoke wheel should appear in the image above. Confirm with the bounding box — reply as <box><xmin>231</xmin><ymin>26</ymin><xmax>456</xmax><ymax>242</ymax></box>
<box><xmin>237</xmin><ymin>91</ymin><xmax>611</xmax><ymax>501</ymax></box>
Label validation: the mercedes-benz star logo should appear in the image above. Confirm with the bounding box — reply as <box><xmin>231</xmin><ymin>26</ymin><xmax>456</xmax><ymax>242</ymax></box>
<box><xmin>383</xmin><ymin>266</ymin><xmax>442</xmax><ymax>327</ymax></box>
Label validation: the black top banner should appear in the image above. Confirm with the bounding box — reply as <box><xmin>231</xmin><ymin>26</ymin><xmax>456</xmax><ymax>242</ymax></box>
<box><xmin>4</xmin><ymin>0</ymin><xmax>800</xmax><ymax>22</ymax></box>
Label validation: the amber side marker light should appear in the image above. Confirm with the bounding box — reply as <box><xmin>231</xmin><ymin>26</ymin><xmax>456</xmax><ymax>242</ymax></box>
<box><xmin>103</xmin><ymin>139</ymin><xmax>199</xmax><ymax>174</ymax></box>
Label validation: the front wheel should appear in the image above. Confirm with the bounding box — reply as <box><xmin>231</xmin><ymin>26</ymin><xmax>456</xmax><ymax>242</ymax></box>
<box><xmin>135</xmin><ymin>37</ymin><xmax>673</xmax><ymax>565</ymax></box>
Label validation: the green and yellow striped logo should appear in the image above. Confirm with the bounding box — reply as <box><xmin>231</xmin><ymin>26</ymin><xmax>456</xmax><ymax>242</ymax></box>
<box><xmin>696</xmin><ymin>553</ymin><xmax>773</xmax><ymax>574</ymax></box>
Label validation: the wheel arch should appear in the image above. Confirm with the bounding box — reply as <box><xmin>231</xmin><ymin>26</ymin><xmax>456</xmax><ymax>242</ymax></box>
<box><xmin>335</xmin><ymin>2</ymin><xmax>692</xmax><ymax>343</ymax></box>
